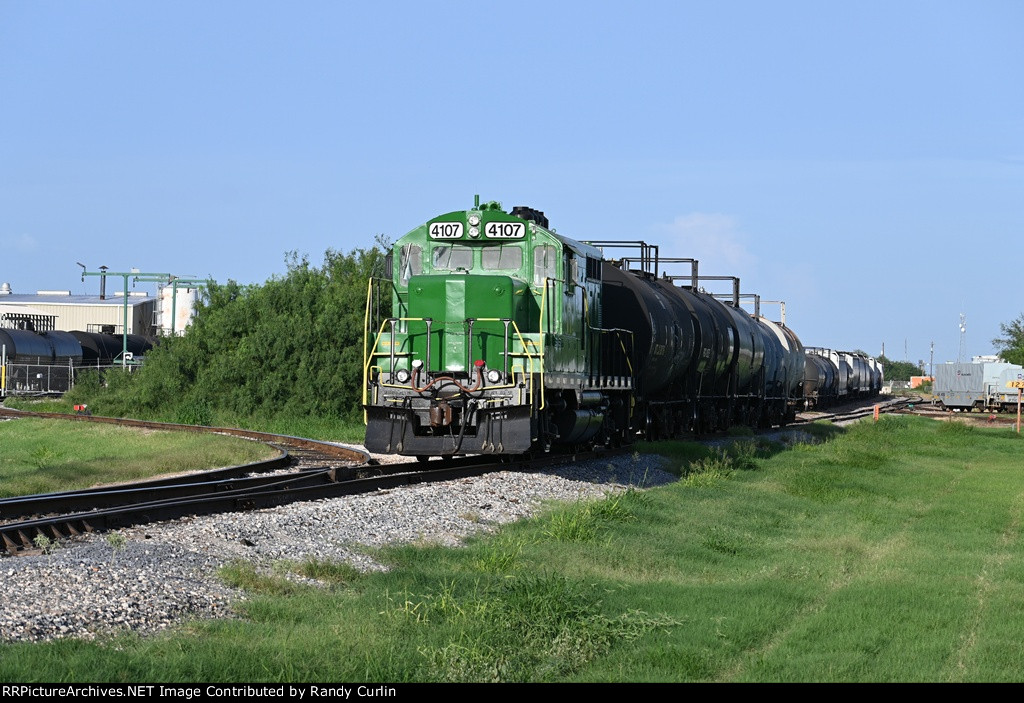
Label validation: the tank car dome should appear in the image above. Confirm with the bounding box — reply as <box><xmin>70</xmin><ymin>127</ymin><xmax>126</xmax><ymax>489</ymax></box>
<box><xmin>0</xmin><ymin>282</ymin><xmax>11</xmax><ymax>295</ymax></box>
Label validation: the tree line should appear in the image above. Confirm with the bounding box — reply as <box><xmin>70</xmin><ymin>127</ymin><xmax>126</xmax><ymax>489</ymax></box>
<box><xmin>64</xmin><ymin>252</ymin><xmax>1024</xmax><ymax>423</ymax></box>
<box><xmin>993</xmin><ymin>314</ymin><xmax>1024</xmax><ymax>366</ymax></box>
<box><xmin>68</xmin><ymin>246</ymin><xmax>387</xmax><ymax>424</ymax></box>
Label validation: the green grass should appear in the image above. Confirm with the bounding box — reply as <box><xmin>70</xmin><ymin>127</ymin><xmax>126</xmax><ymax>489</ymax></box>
<box><xmin>0</xmin><ymin>418</ymin><xmax>278</xmax><ymax>496</ymax></box>
<box><xmin>3</xmin><ymin>397</ymin><xmax>367</xmax><ymax>443</ymax></box>
<box><xmin>3</xmin><ymin>415</ymin><xmax>1024</xmax><ymax>681</ymax></box>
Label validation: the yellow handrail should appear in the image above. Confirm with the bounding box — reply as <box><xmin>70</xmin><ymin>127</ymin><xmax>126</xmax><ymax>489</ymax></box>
<box><xmin>365</xmin><ymin>314</ymin><xmax>545</xmax><ymax>404</ymax></box>
<box><xmin>538</xmin><ymin>279</ymin><xmax>548</xmax><ymax>409</ymax></box>
<box><xmin>362</xmin><ymin>279</ymin><xmax>374</xmax><ymax>419</ymax></box>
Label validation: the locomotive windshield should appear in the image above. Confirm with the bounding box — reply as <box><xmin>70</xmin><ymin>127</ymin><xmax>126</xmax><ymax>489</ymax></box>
<box><xmin>481</xmin><ymin>244</ymin><xmax>523</xmax><ymax>271</ymax></box>
<box><xmin>398</xmin><ymin>244</ymin><xmax>422</xmax><ymax>285</ymax></box>
<box><xmin>431</xmin><ymin>244</ymin><xmax>473</xmax><ymax>271</ymax></box>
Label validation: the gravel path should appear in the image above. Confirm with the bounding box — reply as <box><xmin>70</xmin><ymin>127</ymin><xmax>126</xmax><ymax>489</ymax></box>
<box><xmin>0</xmin><ymin>451</ymin><xmax>675</xmax><ymax>644</ymax></box>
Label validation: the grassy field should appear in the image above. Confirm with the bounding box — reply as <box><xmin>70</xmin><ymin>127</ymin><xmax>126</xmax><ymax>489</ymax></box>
<box><xmin>0</xmin><ymin>417</ymin><xmax>279</xmax><ymax>496</ymax></box>
<box><xmin>2</xmin><ymin>397</ymin><xmax>367</xmax><ymax>443</ymax></box>
<box><xmin>2</xmin><ymin>415</ymin><xmax>1023</xmax><ymax>682</ymax></box>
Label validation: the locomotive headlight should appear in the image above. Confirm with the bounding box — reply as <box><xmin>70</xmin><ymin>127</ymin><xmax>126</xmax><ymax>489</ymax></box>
<box><xmin>468</xmin><ymin>226</ymin><xmax>480</xmax><ymax>238</ymax></box>
<box><xmin>395</xmin><ymin>368</ymin><xmax>411</xmax><ymax>384</ymax></box>
<box><xmin>468</xmin><ymin>215</ymin><xmax>480</xmax><ymax>226</ymax></box>
<box><xmin>411</xmin><ymin>359</ymin><xmax>423</xmax><ymax>369</ymax></box>
<box><xmin>486</xmin><ymin>369</ymin><xmax>501</xmax><ymax>384</ymax></box>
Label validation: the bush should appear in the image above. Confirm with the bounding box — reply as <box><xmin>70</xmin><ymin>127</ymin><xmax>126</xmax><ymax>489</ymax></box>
<box><xmin>67</xmin><ymin>246</ymin><xmax>388</xmax><ymax>425</ymax></box>
<box><xmin>175</xmin><ymin>396</ymin><xmax>213</xmax><ymax>426</ymax></box>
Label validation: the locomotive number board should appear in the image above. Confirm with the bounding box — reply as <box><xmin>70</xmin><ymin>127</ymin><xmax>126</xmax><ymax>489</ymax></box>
<box><xmin>428</xmin><ymin>222</ymin><xmax>464</xmax><ymax>239</ymax></box>
<box><xmin>484</xmin><ymin>222</ymin><xmax>525</xmax><ymax>239</ymax></box>
<box><xmin>427</xmin><ymin>221</ymin><xmax>526</xmax><ymax>239</ymax></box>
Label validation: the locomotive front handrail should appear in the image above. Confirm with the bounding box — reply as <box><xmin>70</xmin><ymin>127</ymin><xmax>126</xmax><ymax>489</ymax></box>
<box><xmin>365</xmin><ymin>314</ymin><xmax>544</xmax><ymax>409</ymax></box>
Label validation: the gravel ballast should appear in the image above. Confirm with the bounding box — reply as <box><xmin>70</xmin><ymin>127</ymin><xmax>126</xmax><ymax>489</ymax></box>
<box><xmin>0</xmin><ymin>451</ymin><xmax>675</xmax><ymax>644</ymax></box>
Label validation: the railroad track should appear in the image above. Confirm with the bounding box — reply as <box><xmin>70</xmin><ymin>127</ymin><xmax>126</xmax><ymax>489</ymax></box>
<box><xmin>0</xmin><ymin>397</ymin><xmax>911</xmax><ymax>557</ymax></box>
<box><xmin>0</xmin><ymin>407</ymin><xmax>615</xmax><ymax>555</ymax></box>
<box><xmin>794</xmin><ymin>394</ymin><xmax>917</xmax><ymax>427</ymax></box>
<box><xmin>0</xmin><ymin>407</ymin><xmax>364</xmax><ymax>555</ymax></box>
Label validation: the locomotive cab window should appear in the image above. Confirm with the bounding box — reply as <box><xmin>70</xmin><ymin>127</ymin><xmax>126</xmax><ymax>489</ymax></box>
<box><xmin>398</xmin><ymin>244</ymin><xmax>422</xmax><ymax>285</ymax></box>
<box><xmin>432</xmin><ymin>244</ymin><xmax>473</xmax><ymax>271</ymax></box>
<box><xmin>533</xmin><ymin>245</ymin><xmax>557</xmax><ymax>286</ymax></box>
<box><xmin>481</xmin><ymin>244</ymin><xmax>523</xmax><ymax>271</ymax></box>
<box><xmin>564</xmin><ymin>254</ymin><xmax>581</xmax><ymax>290</ymax></box>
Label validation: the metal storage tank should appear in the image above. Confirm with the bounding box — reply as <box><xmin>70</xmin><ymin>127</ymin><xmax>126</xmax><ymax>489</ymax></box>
<box><xmin>158</xmin><ymin>284</ymin><xmax>199</xmax><ymax>336</ymax></box>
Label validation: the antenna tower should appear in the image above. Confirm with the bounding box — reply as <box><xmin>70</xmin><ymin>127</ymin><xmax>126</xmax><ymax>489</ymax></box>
<box><xmin>958</xmin><ymin>313</ymin><xmax>967</xmax><ymax>363</ymax></box>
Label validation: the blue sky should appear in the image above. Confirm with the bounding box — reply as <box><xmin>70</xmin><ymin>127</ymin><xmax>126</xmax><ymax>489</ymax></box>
<box><xmin>1</xmin><ymin>1</ymin><xmax>1021</xmax><ymax>369</ymax></box>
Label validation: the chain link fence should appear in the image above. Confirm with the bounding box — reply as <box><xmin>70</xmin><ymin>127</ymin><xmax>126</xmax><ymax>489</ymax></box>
<box><xmin>1</xmin><ymin>363</ymin><xmax>122</xmax><ymax>396</ymax></box>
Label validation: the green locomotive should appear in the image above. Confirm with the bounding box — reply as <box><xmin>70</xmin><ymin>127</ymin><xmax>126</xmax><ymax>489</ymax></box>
<box><xmin>362</xmin><ymin>197</ymin><xmax>635</xmax><ymax>457</ymax></box>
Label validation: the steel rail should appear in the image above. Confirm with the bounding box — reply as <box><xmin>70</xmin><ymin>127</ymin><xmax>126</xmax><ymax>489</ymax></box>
<box><xmin>791</xmin><ymin>395</ymin><xmax>915</xmax><ymax>427</ymax></box>
<box><xmin>0</xmin><ymin>446</ymin><xmax>613</xmax><ymax>556</ymax></box>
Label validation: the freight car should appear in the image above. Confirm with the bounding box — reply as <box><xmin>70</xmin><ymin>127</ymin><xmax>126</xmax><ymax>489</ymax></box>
<box><xmin>362</xmin><ymin>199</ymin><xmax>880</xmax><ymax>457</ymax></box>
<box><xmin>934</xmin><ymin>361</ymin><xmax>1024</xmax><ymax>412</ymax></box>
<box><xmin>0</xmin><ymin>328</ymin><xmax>83</xmax><ymax>365</ymax></box>
<box><xmin>0</xmin><ymin>328</ymin><xmax>152</xmax><ymax>366</ymax></box>
<box><xmin>1</xmin><ymin>328</ymin><xmax>154</xmax><ymax>394</ymax></box>
<box><xmin>803</xmin><ymin>348</ymin><xmax>883</xmax><ymax>410</ymax></box>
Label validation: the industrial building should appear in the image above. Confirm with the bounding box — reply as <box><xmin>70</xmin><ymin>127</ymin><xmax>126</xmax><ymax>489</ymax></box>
<box><xmin>0</xmin><ymin>279</ymin><xmax>200</xmax><ymax>337</ymax></box>
<box><xmin>0</xmin><ymin>286</ymin><xmax>156</xmax><ymax>336</ymax></box>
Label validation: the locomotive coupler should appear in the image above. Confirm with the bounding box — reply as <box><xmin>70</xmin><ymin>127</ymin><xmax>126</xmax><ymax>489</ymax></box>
<box><xmin>429</xmin><ymin>399</ymin><xmax>454</xmax><ymax>428</ymax></box>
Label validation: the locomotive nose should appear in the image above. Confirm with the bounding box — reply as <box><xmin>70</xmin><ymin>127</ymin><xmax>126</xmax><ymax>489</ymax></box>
<box><xmin>407</xmin><ymin>273</ymin><xmax>517</xmax><ymax>374</ymax></box>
